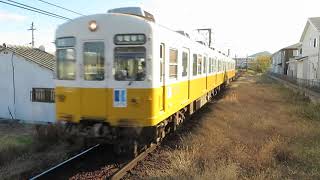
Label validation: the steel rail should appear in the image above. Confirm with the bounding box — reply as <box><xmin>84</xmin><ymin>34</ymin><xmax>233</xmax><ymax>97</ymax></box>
<box><xmin>110</xmin><ymin>143</ymin><xmax>158</xmax><ymax>180</ymax></box>
<box><xmin>29</xmin><ymin>144</ymin><xmax>100</xmax><ymax>180</ymax></box>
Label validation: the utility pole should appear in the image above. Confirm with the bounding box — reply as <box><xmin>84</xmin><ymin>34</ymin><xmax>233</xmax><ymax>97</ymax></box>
<box><xmin>246</xmin><ymin>54</ymin><xmax>248</xmax><ymax>71</ymax></box>
<box><xmin>196</xmin><ymin>28</ymin><xmax>212</xmax><ymax>47</ymax></box>
<box><xmin>235</xmin><ymin>54</ymin><xmax>237</xmax><ymax>69</ymax></box>
<box><xmin>28</xmin><ymin>22</ymin><xmax>36</xmax><ymax>48</ymax></box>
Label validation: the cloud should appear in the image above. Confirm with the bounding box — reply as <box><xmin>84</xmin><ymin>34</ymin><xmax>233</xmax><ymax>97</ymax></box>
<box><xmin>0</xmin><ymin>11</ymin><xmax>27</xmax><ymax>22</ymax></box>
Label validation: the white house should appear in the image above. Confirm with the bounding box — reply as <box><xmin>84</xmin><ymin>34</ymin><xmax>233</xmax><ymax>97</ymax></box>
<box><xmin>0</xmin><ymin>44</ymin><xmax>56</xmax><ymax>123</ymax></box>
<box><xmin>298</xmin><ymin>17</ymin><xmax>320</xmax><ymax>80</ymax></box>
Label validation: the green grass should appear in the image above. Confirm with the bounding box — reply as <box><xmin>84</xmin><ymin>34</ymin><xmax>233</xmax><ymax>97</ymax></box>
<box><xmin>0</xmin><ymin>135</ymin><xmax>33</xmax><ymax>148</ymax></box>
<box><xmin>0</xmin><ymin>135</ymin><xmax>34</xmax><ymax>166</ymax></box>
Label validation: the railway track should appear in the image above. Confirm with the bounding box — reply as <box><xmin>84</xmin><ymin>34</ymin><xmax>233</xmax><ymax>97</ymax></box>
<box><xmin>29</xmin><ymin>144</ymin><xmax>101</xmax><ymax>180</ymax></box>
<box><xmin>110</xmin><ymin>143</ymin><xmax>158</xmax><ymax>180</ymax></box>
<box><xmin>28</xmin><ymin>143</ymin><xmax>158</xmax><ymax>180</ymax></box>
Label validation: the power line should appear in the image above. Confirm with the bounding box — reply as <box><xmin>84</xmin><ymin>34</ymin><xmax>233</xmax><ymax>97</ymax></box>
<box><xmin>7</xmin><ymin>0</ymin><xmax>70</xmax><ymax>20</ymax></box>
<box><xmin>0</xmin><ymin>0</ymin><xmax>70</xmax><ymax>20</ymax></box>
<box><xmin>37</xmin><ymin>0</ymin><xmax>84</xmax><ymax>16</ymax></box>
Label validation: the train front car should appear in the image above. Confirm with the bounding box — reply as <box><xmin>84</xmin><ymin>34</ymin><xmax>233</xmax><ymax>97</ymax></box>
<box><xmin>55</xmin><ymin>8</ymin><xmax>157</xmax><ymax>154</ymax></box>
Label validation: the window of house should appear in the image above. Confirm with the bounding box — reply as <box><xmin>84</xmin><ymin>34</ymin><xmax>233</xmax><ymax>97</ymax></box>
<box><xmin>197</xmin><ymin>55</ymin><xmax>202</xmax><ymax>75</ymax></box>
<box><xmin>31</xmin><ymin>88</ymin><xmax>55</xmax><ymax>103</ymax></box>
<box><xmin>193</xmin><ymin>54</ymin><xmax>197</xmax><ymax>76</ymax></box>
<box><xmin>182</xmin><ymin>51</ymin><xmax>188</xmax><ymax>77</ymax></box>
<box><xmin>300</xmin><ymin>48</ymin><xmax>303</xmax><ymax>55</ymax></box>
<box><xmin>169</xmin><ymin>49</ymin><xmax>178</xmax><ymax>79</ymax></box>
<box><xmin>314</xmin><ymin>38</ymin><xmax>318</xmax><ymax>48</ymax></box>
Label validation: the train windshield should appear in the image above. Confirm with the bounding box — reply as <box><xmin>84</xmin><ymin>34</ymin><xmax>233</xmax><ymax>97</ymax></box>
<box><xmin>114</xmin><ymin>47</ymin><xmax>146</xmax><ymax>81</ymax></box>
<box><xmin>57</xmin><ymin>49</ymin><xmax>76</xmax><ymax>80</ymax></box>
<box><xmin>83</xmin><ymin>42</ymin><xmax>105</xmax><ymax>81</ymax></box>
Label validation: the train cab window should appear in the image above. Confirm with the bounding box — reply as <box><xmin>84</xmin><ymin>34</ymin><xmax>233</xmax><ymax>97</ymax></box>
<box><xmin>197</xmin><ymin>55</ymin><xmax>202</xmax><ymax>75</ymax></box>
<box><xmin>83</xmin><ymin>42</ymin><xmax>105</xmax><ymax>81</ymax></box>
<box><xmin>114</xmin><ymin>47</ymin><xmax>146</xmax><ymax>81</ymax></box>
<box><xmin>193</xmin><ymin>54</ymin><xmax>197</xmax><ymax>76</ymax></box>
<box><xmin>57</xmin><ymin>48</ymin><xmax>76</xmax><ymax>80</ymax></box>
<box><xmin>169</xmin><ymin>49</ymin><xmax>178</xmax><ymax>79</ymax></box>
<box><xmin>182</xmin><ymin>51</ymin><xmax>188</xmax><ymax>77</ymax></box>
<box><xmin>203</xmin><ymin>56</ymin><xmax>207</xmax><ymax>74</ymax></box>
<box><xmin>218</xmin><ymin>60</ymin><xmax>221</xmax><ymax>72</ymax></box>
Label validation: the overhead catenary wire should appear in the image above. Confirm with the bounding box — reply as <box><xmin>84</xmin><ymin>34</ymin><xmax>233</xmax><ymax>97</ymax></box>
<box><xmin>37</xmin><ymin>0</ymin><xmax>84</xmax><ymax>16</ymax></box>
<box><xmin>0</xmin><ymin>0</ymin><xmax>70</xmax><ymax>20</ymax></box>
<box><xmin>7</xmin><ymin>0</ymin><xmax>70</xmax><ymax>20</ymax></box>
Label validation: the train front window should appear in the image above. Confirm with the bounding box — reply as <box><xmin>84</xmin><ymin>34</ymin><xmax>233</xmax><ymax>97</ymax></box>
<box><xmin>83</xmin><ymin>42</ymin><xmax>105</xmax><ymax>81</ymax></box>
<box><xmin>57</xmin><ymin>49</ymin><xmax>76</xmax><ymax>80</ymax></box>
<box><xmin>114</xmin><ymin>47</ymin><xmax>146</xmax><ymax>81</ymax></box>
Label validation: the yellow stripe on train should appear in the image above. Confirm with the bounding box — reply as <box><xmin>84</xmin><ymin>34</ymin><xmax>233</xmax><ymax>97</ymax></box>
<box><xmin>56</xmin><ymin>70</ymin><xmax>235</xmax><ymax>127</ymax></box>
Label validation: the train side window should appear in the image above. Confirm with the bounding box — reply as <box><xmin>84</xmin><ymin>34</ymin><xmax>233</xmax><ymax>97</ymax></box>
<box><xmin>203</xmin><ymin>56</ymin><xmax>207</xmax><ymax>74</ymax></box>
<box><xmin>197</xmin><ymin>55</ymin><xmax>202</xmax><ymax>75</ymax></box>
<box><xmin>160</xmin><ymin>44</ymin><xmax>165</xmax><ymax>82</ymax></box>
<box><xmin>182</xmin><ymin>51</ymin><xmax>188</xmax><ymax>77</ymax></box>
<box><xmin>208</xmin><ymin>58</ymin><xmax>212</xmax><ymax>73</ymax></box>
<box><xmin>83</xmin><ymin>42</ymin><xmax>105</xmax><ymax>81</ymax></box>
<box><xmin>211</xmin><ymin>58</ymin><xmax>214</xmax><ymax>73</ymax></box>
<box><xmin>160</xmin><ymin>45</ymin><xmax>163</xmax><ymax>59</ymax></box>
<box><xmin>169</xmin><ymin>49</ymin><xmax>178</xmax><ymax>79</ymax></box>
<box><xmin>193</xmin><ymin>54</ymin><xmax>197</xmax><ymax>76</ymax></box>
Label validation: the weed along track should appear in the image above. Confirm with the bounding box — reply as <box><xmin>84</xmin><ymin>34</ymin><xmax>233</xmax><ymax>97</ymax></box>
<box><xmin>127</xmin><ymin>73</ymin><xmax>320</xmax><ymax>179</ymax></box>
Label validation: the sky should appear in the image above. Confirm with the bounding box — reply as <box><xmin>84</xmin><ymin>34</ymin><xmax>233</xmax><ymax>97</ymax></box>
<box><xmin>1</xmin><ymin>0</ymin><xmax>320</xmax><ymax>57</ymax></box>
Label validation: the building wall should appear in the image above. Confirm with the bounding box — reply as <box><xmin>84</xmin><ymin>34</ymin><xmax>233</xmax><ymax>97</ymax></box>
<box><xmin>287</xmin><ymin>60</ymin><xmax>297</xmax><ymax>78</ymax></box>
<box><xmin>271</xmin><ymin>51</ymin><xmax>283</xmax><ymax>74</ymax></box>
<box><xmin>0</xmin><ymin>51</ymin><xmax>55</xmax><ymax>123</ymax></box>
<box><xmin>297</xmin><ymin>61</ymin><xmax>304</xmax><ymax>79</ymax></box>
<box><xmin>301</xmin><ymin>23</ymin><xmax>320</xmax><ymax>79</ymax></box>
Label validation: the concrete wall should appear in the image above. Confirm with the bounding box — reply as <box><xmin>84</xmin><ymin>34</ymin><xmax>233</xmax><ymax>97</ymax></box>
<box><xmin>0</xmin><ymin>50</ymin><xmax>55</xmax><ymax>123</ymax></box>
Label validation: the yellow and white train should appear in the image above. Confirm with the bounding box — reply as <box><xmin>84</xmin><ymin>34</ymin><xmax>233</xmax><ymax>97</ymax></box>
<box><xmin>55</xmin><ymin>7</ymin><xmax>235</xmax><ymax>153</ymax></box>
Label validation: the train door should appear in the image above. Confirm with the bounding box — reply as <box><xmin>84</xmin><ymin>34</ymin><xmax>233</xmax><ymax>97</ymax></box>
<box><xmin>159</xmin><ymin>43</ymin><xmax>165</xmax><ymax>111</ymax></box>
<box><xmin>182</xmin><ymin>48</ymin><xmax>190</xmax><ymax>99</ymax></box>
<box><xmin>80</xmin><ymin>41</ymin><xmax>107</xmax><ymax>119</ymax></box>
<box><xmin>204</xmin><ymin>55</ymin><xmax>208</xmax><ymax>90</ymax></box>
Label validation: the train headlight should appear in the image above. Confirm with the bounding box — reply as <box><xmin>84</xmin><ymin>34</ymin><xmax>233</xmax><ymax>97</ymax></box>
<box><xmin>114</xmin><ymin>34</ymin><xmax>146</xmax><ymax>45</ymax></box>
<box><xmin>89</xmin><ymin>21</ymin><xmax>98</xmax><ymax>32</ymax></box>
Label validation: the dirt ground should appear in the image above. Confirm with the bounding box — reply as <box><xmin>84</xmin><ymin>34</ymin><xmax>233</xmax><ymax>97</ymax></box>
<box><xmin>130</xmin><ymin>72</ymin><xmax>320</xmax><ymax>179</ymax></box>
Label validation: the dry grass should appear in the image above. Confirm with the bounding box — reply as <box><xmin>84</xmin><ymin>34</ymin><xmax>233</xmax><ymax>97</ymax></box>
<box><xmin>0</xmin><ymin>123</ymin><xmax>83</xmax><ymax>180</ymax></box>
<box><xmin>144</xmin><ymin>73</ymin><xmax>320</xmax><ymax>179</ymax></box>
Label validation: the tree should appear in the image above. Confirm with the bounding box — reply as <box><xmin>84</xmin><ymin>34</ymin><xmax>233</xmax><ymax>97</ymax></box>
<box><xmin>250</xmin><ymin>55</ymin><xmax>271</xmax><ymax>73</ymax></box>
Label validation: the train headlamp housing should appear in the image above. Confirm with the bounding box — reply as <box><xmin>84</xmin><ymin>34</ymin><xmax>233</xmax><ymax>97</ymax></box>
<box><xmin>114</xmin><ymin>34</ymin><xmax>146</xmax><ymax>45</ymax></box>
<box><xmin>89</xmin><ymin>21</ymin><xmax>98</xmax><ymax>32</ymax></box>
